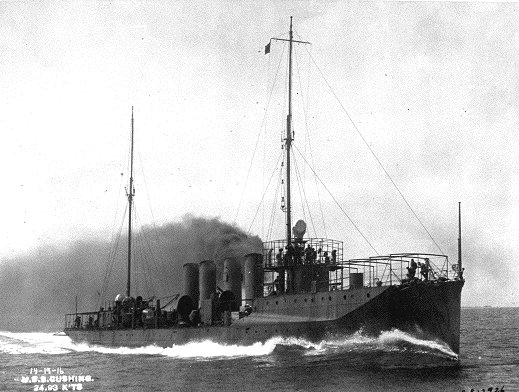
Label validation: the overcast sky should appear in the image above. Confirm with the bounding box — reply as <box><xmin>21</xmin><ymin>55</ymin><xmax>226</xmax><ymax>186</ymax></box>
<box><xmin>1</xmin><ymin>1</ymin><xmax>518</xmax><ymax>307</ymax></box>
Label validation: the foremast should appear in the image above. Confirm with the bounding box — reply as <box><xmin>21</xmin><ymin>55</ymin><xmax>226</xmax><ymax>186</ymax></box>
<box><xmin>457</xmin><ymin>201</ymin><xmax>464</xmax><ymax>281</ymax></box>
<box><xmin>126</xmin><ymin>107</ymin><xmax>135</xmax><ymax>297</ymax></box>
<box><xmin>285</xmin><ymin>17</ymin><xmax>294</xmax><ymax>247</ymax></box>
<box><xmin>266</xmin><ymin>17</ymin><xmax>310</xmax><ymax>246</ymax></box>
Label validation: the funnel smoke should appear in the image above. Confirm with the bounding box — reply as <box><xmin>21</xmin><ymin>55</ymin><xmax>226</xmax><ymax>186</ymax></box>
<box><xmin>0</xmin><ymin>215</ymin><xmax>262</xmax><ymax>332</ymax></box>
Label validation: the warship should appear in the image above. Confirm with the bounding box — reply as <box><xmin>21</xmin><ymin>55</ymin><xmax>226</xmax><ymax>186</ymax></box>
<box><xmin>65</xmin><ymin>18</ymin><xmax>465</xmax><ymax>354</ymax></box>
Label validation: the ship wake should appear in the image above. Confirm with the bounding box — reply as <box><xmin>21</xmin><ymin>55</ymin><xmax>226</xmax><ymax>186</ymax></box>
<box><xmin>0</xmin><ymin>329</ymin><xmax>457</xmax><ymax>364</ymax></box>
<box><xmin>280</xmin><ymin>329</ymin><xmax>459</xmax><ymax>366</ymax></box>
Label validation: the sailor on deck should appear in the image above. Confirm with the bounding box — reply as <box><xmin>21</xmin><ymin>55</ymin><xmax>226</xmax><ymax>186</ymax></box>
<box><xmin>305</xmin><ymin>244</ymin><xmax>312</xmax><ymax>264</ymax></box>
<box><xmin>407</xmin><ymin>259</ymin><xmax>418</xmax><ymax>279</ymax></box>
<box><xmin>285</xmin><ymin>245</ymin><xmax>295</xmax><ymax>265</ymax></box>
<box><xmin>74</xmin><ymin>315</ymin><xmax>81</xmax><ymax>329</ymax></box>
<box><xmin>267</xmin><ymin>249</ymin><xmax>273</xmax><ymax>266</ymax></box>
<box><xmin>420</xmin><ymin>258</ymin><xmax>431</xmax><ymax>281</ymax></box>
<box><xmin>276</xmin><ymin>248</ymin><xmax>283</xmax><ymax>266</ymax></box>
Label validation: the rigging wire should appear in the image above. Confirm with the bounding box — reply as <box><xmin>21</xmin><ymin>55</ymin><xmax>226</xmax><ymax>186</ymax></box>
<box><xmin>293</xmin><ymin>153</ymin><xmax>308</xmax><ymax>225</ymax></box>
<box><xmin>133</xmin><ymin>205</ymin><xmax>163</xmax><ymax>296</ymax></box>
<box><xmin>304</xmin><ymin>47</ymin><xmax>444</xmax><ymax>255</ymax></box>
<box><xmin>98</xmin><ymin>136</ymin><xmax>132</xmax><ymax>305</ymax></box>
<box><xmin>99</xmin><ymin>201</ymin><xmax>128</xmax><ymax>305</ymax></box>
<box><xmin>293</xmin><ymin>42</ymin><xmax>328</xmax><ymax>238</ymax></box>
<box><xmin>294</xmin><ymin>145</ymin><xmax>379</xmax><ymax>255</ymax></box>
<box><xmin>108</xmin><ymin>172</ymin><xmax>126</xmax><ymax>255</ymax></box>
<box><xmin>137</xmin><ymin>151</ymin><xmax>168</xmax><ymax>282</ymax></box>
<box><xmin>248</xmin><ymin>151</ymin><xmax>284</xmax><ymax>234</ymax></box>
<box><xmin>99</xmin><ymin>118</ymin><xmax>170</xmax><ymax>303</ymax></box>
<box><xmin>266</xmin><ymin>165</ymin><xmax>283</xmax><ymax>240</ymax></box>
<box><xmin>292</xmin><ymin>148</ymin><xmax>319</xmax><ymax>237</ymax></box>
<box><xmin>132</xmin><ymin>237</ymin><xmax>139</xmax><ymax>296</ymax></box>
<box><xmin>234</xmin><ymin>41</ymin><xmax>288</xmax><ymax>224</ymax></box>
<box><xmin>134</xmin><ymin>229</ymin><xmax>152</xmax><ymax>298</ymax></box>
<box><xmin>137</xmin><ymin>204</ymin><xmax>171</xmax><ymax>296</ymax></box>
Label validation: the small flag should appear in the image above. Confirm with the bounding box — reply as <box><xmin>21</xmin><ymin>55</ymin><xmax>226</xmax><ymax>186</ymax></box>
<box><xmin>265</xmin><ymin>42</ymin><xmax>270</xmax><ymax>54</ymax></box>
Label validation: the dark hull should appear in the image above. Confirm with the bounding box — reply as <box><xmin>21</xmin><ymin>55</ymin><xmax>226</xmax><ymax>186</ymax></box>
<box><xmin>334</xmin><ymin>279</ymin><xmax>463</xmax><ymax>353</ymax></box>
<box><xmin>66</xmin><ymin>279</ymin><xmax>463</xmax><ymax>353</ymax></box>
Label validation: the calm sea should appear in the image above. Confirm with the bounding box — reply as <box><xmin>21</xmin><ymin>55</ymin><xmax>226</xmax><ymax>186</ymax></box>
<box><xmin>1</xmin><ymin>307</ymin><xmax>517</xmax><ymax>392</ymax></box>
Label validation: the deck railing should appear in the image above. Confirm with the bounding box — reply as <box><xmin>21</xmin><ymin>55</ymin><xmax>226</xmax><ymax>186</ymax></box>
<box><xmin>262</xmin><ymin>238</ymin><xmax>459</xmax><ymax>294</ymax></box>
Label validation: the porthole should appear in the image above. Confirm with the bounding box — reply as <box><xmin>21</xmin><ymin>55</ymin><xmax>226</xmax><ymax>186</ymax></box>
<box><xmin>276</xmin><ymin>301</ymin><xmax>279</xmax><ymax>305</ymax></box>
<box><xmin>343</xmin><ymin>295</ymin><xmax>347</xmax><ymax>300</ymax></box>
<box><xmin>367</xmin><ymin>293</ymin><xmax>370</xmax><ymax>298</ymax></box>
<box><xmin>328</xmin><ymin>296</ymin><xmax>332</xmax><ymax>301</ymax></box>
<box><xmin>304</xmin><ymin>298</ymin><xmax>307</xmax><ymax>302</ymax></box>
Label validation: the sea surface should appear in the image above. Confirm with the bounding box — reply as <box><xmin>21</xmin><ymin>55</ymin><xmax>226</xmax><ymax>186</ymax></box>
<box><xmin>0</xmin><ymin>307</ymin><xmax>517</xmax><ymax>392</ymax></box>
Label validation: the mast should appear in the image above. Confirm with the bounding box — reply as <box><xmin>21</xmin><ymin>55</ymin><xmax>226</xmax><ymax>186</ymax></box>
<box><xmin>286</xmin><ymin>16</ymin><xmax>293</xmax><ymax>247</ymax></box>
<box><xmin>126</xmin><ymin>107</ymin><xmax>135</xmax><ymax>297</ymax></box>
<box><xmin>265</xmin><ymin>18</ymin><xmax>309</xmax><ymax>246</ymax></box>
<box><xmin>458</xmin><ymin>201</ymin><xmax>462</xmax><ymax>274</ymax></box>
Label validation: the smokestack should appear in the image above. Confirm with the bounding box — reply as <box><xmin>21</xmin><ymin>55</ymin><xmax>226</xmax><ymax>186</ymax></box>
<box><xmin>243</xmin><ymin>253</ymin><xmax>263</xmax><ymax>303</ymax></box>
<box><xmin>199</xmin><ymin>260</ymin><xmax>216</xmax><ymax>307</ymax></box>
<box><xmin>223</xmin><ymin>257</ymin><xmax>241</xmax><ymax>310</ymax></box>
<box><xmin>183</xmin><ymin>263</ymin><xmax>199</xmax><ymax>305</ymax></box>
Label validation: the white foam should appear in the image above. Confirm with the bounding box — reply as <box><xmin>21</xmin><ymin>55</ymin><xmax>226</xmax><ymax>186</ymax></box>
<box><xmin>291</xmin><ymin>329</ymin><xmax>457</xmax><ymax>359</ymax></box>
<box><xmin>0</xmin><ymin>329</ymin><xmax>457</xmax><ymax>360</ymax></box>
<box><xmin>377</xmin><ymin>329</ymin><xmax>458</xmax><ymax>357</ymax></box>
<box><xmin>0</xmin><ymin>331</ymin><xmax>72</xmax><ymax>355</ymax></box>
<box><xmin>0</xmin><ymin>331</ymin><xmax>280</xmax><ymax>358</ymax></box>
<box><xmin>66</xmin><ymin>339</ymin><xmax>280</xmax><ymax>358</ymax></box>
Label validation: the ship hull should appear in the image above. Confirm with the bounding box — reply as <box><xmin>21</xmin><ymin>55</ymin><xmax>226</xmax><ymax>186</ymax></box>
<box><xmin>66</xmin><ymin>279</ymin><xmax>463</xmax><ymax>353</ymax></box>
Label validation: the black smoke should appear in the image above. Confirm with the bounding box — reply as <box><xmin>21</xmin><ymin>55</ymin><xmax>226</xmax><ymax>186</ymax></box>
<box><xmin>0</xmin><ymin>215</ymin><xmax>262</xmax><ymax>332</ymax></box>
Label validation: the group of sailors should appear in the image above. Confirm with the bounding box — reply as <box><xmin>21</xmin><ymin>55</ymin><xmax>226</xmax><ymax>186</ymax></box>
<box><xmin>267</xmin><ymin>243</ymin><xmax>338</xmax><ymax>267</ymax></box>
<box><xmin>72</xmin><ymin>296</ymin><xmax>154</xmax><ymax>329</ymax></box>
<box><xmin>406</xmin><ymin>258</ymin><xmax>433</xmax><ymax>281</ymax></box>
<box><xmin>74</xmin><ymin>314</ymin><xmax>98</xmax><ymax>329</ymax></box>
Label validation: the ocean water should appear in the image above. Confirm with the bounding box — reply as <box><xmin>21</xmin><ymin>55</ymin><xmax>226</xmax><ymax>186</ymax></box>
<box><xmin>0</xmin><ymin>307</ymin><xmax>517</xmax><ymax>392</ymax></box>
